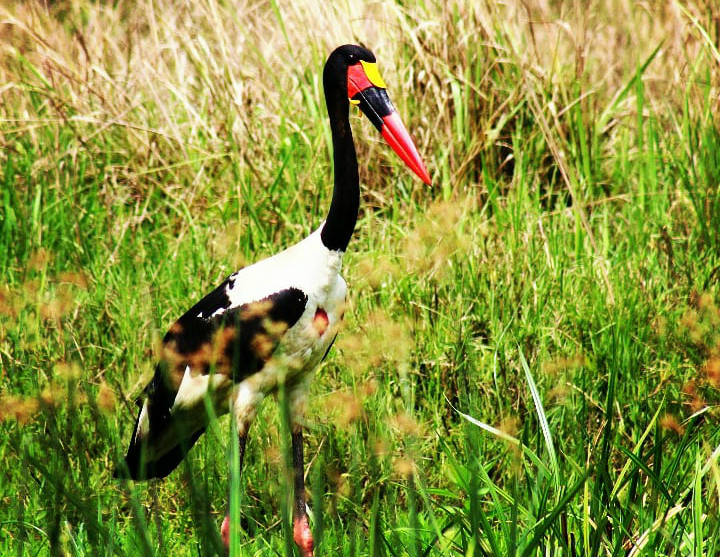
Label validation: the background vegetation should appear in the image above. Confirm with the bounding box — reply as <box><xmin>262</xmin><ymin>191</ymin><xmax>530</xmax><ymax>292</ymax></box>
<box><xmin>1</xmin><ymin>0</ymin><xmax>719</xmax><ymax>554</ymax></box>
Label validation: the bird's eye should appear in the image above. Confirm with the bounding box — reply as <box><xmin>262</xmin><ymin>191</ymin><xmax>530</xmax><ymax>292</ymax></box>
<box><xmin>348</xmin><ymin>53</ymin><xmax>357</xmax><ymax>62</ymax></box>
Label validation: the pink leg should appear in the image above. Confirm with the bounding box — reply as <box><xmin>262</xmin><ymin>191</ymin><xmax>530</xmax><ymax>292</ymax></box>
<box><xmin>220</xmin><ymin>514</ymin><xmax>231</xmax><ymax>548</ymax></box>
<box><xmin>292</xmin><ymin>429</ymin><xmax>314</xmax><ymax>557</ymax></box>
<box><xmin>293</xmin><ymin>513</ymin><xmax>314</xmax><ymax>557</ymax></box>
<box><xmin>222</xmin><ymin>434</ymin><xmax>247</xmax><ymax>552</ymax></box>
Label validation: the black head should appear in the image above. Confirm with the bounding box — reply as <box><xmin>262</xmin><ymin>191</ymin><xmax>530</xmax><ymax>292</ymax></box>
<box><xmin>323</xmin><ymin>44</ymin><xmax>376</xmax><ymax>97</ymax></box>
<box><xmin>329</xmin><ymin>44</ymin><xmax>376</xmax><ymax>66</ymax></box>
<box><xmin>322</xmin><ymin>43</ymin><xmax>431</xmax><ymax>185</ymax></box>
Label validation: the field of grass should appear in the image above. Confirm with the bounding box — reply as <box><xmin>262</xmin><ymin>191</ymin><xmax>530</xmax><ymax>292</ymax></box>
<box><xmin>1</xmin><ymin>0</ymin><xmax>720</xmax><ymax>555</ymax></box>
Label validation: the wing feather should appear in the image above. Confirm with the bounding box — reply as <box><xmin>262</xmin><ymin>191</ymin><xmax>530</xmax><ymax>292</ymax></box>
<box><xmin>118</xmin><ymin>282</ymin><xmax>308</xmax><ymax>480</ymax></box>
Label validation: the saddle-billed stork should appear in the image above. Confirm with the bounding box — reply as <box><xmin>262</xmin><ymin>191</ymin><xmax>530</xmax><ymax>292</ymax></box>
<box><xmin>116</xmin><ymin>44</ymin><xmax>430</xmax><ymax>556</ymax></box>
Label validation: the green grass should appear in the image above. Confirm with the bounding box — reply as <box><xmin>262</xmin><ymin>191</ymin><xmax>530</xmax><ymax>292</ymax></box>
<box><xmin>1</xmin><ymin>0</ymin><xmax>720</xmax><ymax>555</ymax></box>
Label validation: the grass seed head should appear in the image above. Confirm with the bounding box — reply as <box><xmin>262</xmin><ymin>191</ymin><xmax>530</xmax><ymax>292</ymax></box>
<box><xmin>705</xmin><ymin>358</ymin><xmax>720</xmax><ymax>388</ymax></box>
<box><xmin>652</xmin><ymin>315</ymin><xmax>668</xmax><ymax>338</ymax></box>
<box><xmin>660</xmin><ymin>414</ymin><xmax>685</xmax><ymax>435</ymax></box>
<box><xmin>498</xmin><ymin>416</ymin><xmax>520</xmax><ymax>439</ymax></box>
<box><xmin>548</xmin><ymin>382</ymin><xmax>570</xmax><ymax>403</ymax></box>
<box><xmin>337</xmin><ymin>311</ymin><xmax>414</xmax><ymax>374</ymax></box>
<box><xmin>264</xmin><ymin>444</ymin><xmax>281</xmax><ymax>466</ymax></box>
<box><xmin>392</xmin><ymin>456</ymin><xmax>415</xmax><ymax>479</ymax></box>
<box><xmin>355</xmin><ymin>254</ymin><xmax>401</xmax><ymax>289</ymax></box>
<box><xmin>263</xmin><ymin>317</ymin><xmax>289</xmax><ymax>338</ymax></box>
<box><xmin>679</xmin><ymin>293</ymin><xmax>720</xmax><ymax>354</ymax></box>
<box><xmin>390</xmin><ymin>411</ymin><xmax>423</xmax><ymax>438</ymax></box>
<box><xmin>57</xmin><ymin>271</ymin><xmax>89</xmax><ymax>289</ymax></box>
<box><xmin>96</xmin><ymin>381</ymin><xmax>116</xmax><ymax>412</ymax></box>
<box><xmin>28</xmin><ymin>248</ymin><xmax>52</xmax><ymax>271</ymax></box>
<box><xmin>682</xmin><ymin>380</ymin><xmax>706</xmax><ymax>413</ymax></box>
<box><xmin>325</xmin><ymin>390</ymin><xmax>363</xmax><ymax>428</ymax></box>
<box><xmin>54</xmin><ymin>361</ymin><xmax>81</xmax><ymax>380</ymax></box>
<box><xmin>250</xmin><ymin>332</ymin><xmax>274</xmax><ymax>361</ymax></box>
<box><xmin>0</xmin><ymin>395</ymin><xmax>40</xmax><ymax>424</ymax></box>
<box><xmin>241</xmin><ymin>299</ymin><xmax>274</xmax><ymax>321</ymax></box>
<box><xmin>40</xmin><ymin>293</ymin><xmax>74</xmax><ymax>322</ymax></box>
<box><xmin>373</xmin><ymin>439</ymin><xmax>389</xmax><ymax>457</ymax></box>
<box><xmin>541</xmin><ymin>353</ymin><xmax>586</xmax><ymax>376</ymax></box>
<box><xmin>0</xmin><ymin>286</ymin><xmax>17</xmax><ymax>318</ymax></box>
<box><xmin>399</xmin><ymin>200</ymin><xmax>471</xmax><ymax>281</ymax></box>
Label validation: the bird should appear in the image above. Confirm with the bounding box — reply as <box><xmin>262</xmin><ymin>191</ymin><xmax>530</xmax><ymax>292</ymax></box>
<box><xmin>116</xmin><ymin>44</ymin><xmax>431</xmax><ymax>557</ymax></box>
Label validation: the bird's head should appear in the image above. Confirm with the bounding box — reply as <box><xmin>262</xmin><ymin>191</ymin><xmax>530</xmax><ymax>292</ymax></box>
<box><xmin>324</xmin><ymin>44</ymin><xmax>431</xmax><ymax>185</ymax></box>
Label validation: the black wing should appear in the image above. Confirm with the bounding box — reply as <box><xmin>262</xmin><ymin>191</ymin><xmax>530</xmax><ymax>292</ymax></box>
<box><xmin>166</xmin><ymin>283</ymin><xmax>308</xmax><ymax>377</ymax></box>
<box><xmin>117</xmin><ymin>281</ymin><xmax>308</xmax><ymax>480</ymax></box>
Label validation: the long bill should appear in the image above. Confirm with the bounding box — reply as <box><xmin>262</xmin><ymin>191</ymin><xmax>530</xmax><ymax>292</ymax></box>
<box><xmin>348</xmin><ymin>61</ymin><xmax>431</xmax><ymax>185</ymax></box>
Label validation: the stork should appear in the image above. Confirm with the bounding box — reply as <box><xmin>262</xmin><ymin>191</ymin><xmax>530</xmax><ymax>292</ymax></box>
<box><xmin>116</xmin><ymin>44</ymin><xmax>431</xmax><ymax>556</ymax></box>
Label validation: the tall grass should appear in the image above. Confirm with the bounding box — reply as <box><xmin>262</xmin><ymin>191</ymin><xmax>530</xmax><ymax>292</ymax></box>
<box><xmin>1</xmin><ymin>0</ymin><xmax>719</xmax><ymax>554</ymax></box>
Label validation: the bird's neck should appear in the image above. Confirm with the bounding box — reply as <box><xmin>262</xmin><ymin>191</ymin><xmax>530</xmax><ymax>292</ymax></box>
<box><xmin>320</xmin><ymin>85</ymin><xmax>359</xmax><ymax>253</ymax></box>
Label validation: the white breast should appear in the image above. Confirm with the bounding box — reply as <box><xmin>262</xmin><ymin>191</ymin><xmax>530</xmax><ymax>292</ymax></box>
<box><xmin>224</xmin><ymin>224</ymin><xmax>347</xmax><ymax>385</ymax></box>
<box><xmin>224</xmin><ymin>225</ymin><xmax>344</xmax><ymax>310</ymax></box>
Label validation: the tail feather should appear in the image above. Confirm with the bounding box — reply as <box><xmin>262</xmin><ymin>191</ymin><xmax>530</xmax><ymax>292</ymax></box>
<box><xmin>115</xmin><ymin>426</ymin><xmax>206</xmax><ymax>480</ymax></box>
<box><xmin>115</xmin><ymin>400</ymin><xmax>206</xmax><ymax>480</ymax></box>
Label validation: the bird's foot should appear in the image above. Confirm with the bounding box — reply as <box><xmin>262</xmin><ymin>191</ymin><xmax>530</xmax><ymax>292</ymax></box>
<box><xmin>293</xmin><ymin>515</ymin><xmax>314</xmax><ymax>557</ymax></box>
<box><xmin>220</xmin><ymin>514</ymin><xmax>231</xmax><ymax>549</ymax></box>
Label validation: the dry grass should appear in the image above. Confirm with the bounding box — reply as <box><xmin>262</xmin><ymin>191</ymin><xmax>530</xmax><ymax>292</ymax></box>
<box><xmin>2</xmin><ymin>0</ymin><xmax>717</xmax><ymax>200</ymax></box>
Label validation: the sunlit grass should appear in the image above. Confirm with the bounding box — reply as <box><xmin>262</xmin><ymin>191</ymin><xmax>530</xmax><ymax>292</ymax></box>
<box><xmin>1</xmin><ymin>0</ymin><xmax>720</xmax><ymax>555</ymax></box>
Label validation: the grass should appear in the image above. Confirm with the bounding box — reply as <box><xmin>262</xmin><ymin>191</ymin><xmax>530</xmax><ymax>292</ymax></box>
<box><xmin>1</xmin><ymin>0</ymin><xmax>720</xmax><ymax>554</ymax></box>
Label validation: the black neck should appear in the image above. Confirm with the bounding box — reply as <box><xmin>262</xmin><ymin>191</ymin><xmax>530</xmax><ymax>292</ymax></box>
<box><xmin>320</xmin><ymin>65</ymin><xmax>359</xmax><ymax>252</ymax></box>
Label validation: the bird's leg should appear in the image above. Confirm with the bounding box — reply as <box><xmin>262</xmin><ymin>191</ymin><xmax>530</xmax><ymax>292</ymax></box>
<box><xmin>291</xmin><ymin>427</ymin><xmax>314</xmax><ymax>557</ymax></box>
<box><xmin>287</xmin><ymin>383</ymin><xmax>314</xmax><ymax>557</ymax></box>
<box><xmin>222</xmin><ymin>383</ymin><xmax>264</xmax><ymax>552</ymax></box>
<box><xmin>221</xmin><ymin>433</ymin><xmax>247</xmax><ymax>549</ymax></box>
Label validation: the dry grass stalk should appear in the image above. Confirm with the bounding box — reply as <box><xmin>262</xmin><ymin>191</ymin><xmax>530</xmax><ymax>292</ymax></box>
<box><xmin>0</xmin><ymin>0</ymin><xmax>716</xmax><ymax>207</ymax></box>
